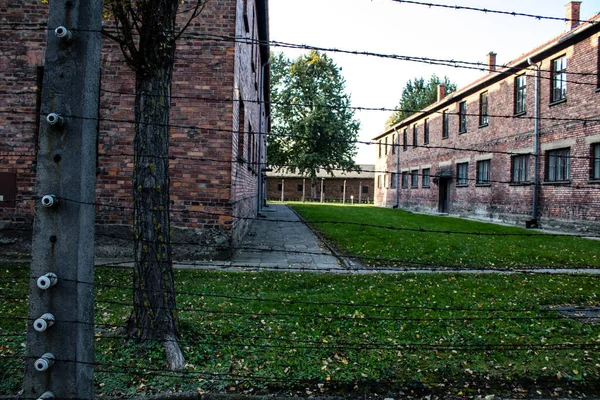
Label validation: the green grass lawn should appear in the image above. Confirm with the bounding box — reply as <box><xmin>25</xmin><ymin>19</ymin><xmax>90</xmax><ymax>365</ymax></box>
<box><xmin>289</xmin><ymin>203</ymin><xmax>600</xmax><ymax>269</ymax></box>
<box><xmin>2</xmin><ymin>265</ymin><xmax>600</xmax><ymax>397</ymax></box>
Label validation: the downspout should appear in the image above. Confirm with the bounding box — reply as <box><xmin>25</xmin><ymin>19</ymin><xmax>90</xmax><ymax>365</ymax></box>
<box><xmin>393</xmin><ymin>128</ymin><xmax>400</xmax><ymax>209</ymax></box>
<box><xmin>528</xmin><ymin>58</ymin><xmax>541</xmax><ymax>227</ymax></box>
<box><xmin>257</xmin><ymin>60</ymin><xmax>270</xmax><ymax>216</ymax></box>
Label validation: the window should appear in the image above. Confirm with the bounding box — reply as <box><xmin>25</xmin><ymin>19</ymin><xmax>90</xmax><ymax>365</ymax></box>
<box><xmin>384</xmin><ymin>136</ymin><xmax>388</xmax><ymax>156</ymax></box>
<box><xmin>390</xmin><ymin>173</ymin><xmax>397</xmax><ymax>189</ymax></box>
<box><xmin>476</xmin><ymin>160</ymin><xmax>491</xmax><ymax>185</ymax></box>
<box><xmin>378</xmin><ymin>140</ymin><xmax>382</xmax><ymax>158</ymax></box>
<box><xmin>458</xmin><ymin>101</ymin><xmax>467</xmax><ymax>133</ymax></box>
<box><xmin>592</xmin><ymin>144</ymin><xmax>600</xmax><ymax>180</ymax></box>
<box><xmin>551</xmin><ymin>55</ymin><xmax>567</xmax><ymax>102</ymax></box>
<box><xmin>412</xmin><ymin>125</ymin><xmax>418</xmax><ymax>148</ymax></box>
<box><xmin>403</xmin><ymin>129</ymin><xmax>408</xmax><ymax>151</ymax></box>
<box><xmin>422</xmin><ymin>168</ymin><xmax>430</xmax><ymax>188</ymax></box>
<box><xmin>362</xmin><ymin>186</ymin><xmax>369</xmax><ymax>194</ymax></box>
<box><xmin>442</xmin><ymin>110</ymin><xmax>449</xmax><ymax>139</ymax></box>
<box><xmin>377</xmin><ymin>175</ymin><xmax>382</xmax><ymax>188</ymax></box>
<box><xmin>424</xmin><ymin>118</ymin><xmax>430</xmax><ymax>145</ymax></box>
<box><xmin>546</xmin><ymin>148</ymin><xmax>570</xmax><ymax>182</ymax></box>
<box><xmin>411</xmin><ymin>170</ymin><xmax>419</xmax><ymax>188</ymax></box>
<box><xmin>479</xmin><ymin>92</ymin><xmax>489</xmax><ymax>126</ymax></box>
<box><xmin>297</xmin><ymin>184</ymin><xmax>303</xmax><ymax>192</ymax></box>
<box><xmin>511</xmin><ymin>154</ymin><xmax>530</xmax><ymax>183</ymax></box>
<box><xmin>514</xmin><ymin>75</ymin><xmax>526</xmax><ymax>114</ymax></box>
<box><xmin>391</xmin><ymin>134</ymin><xmax>396</xmax><ymax>154</ymax></box>
<box><xmin>457</xmin><ymin>162</ymin><xmax>469</xmax><ymax>186</ymax></box>
<box><xmin>401</xmin><ymin>172</ymin><xmax>408</xmax><ymax>188</ymax></box>
<box><xmin>384</xmin><ymin>175</ymin><xmax>388</xmax><ymax>188</ymax></box>
<box><xmin>597</xmin><ymin>37</ymin><xmax>600</xmax><ymax>89</ymax></box>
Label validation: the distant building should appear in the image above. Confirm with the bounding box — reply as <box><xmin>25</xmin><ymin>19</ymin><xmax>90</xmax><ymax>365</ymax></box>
<box><xmin>373</xmin><ymin>2</ymin><xmax>600</xmax><ymax>234</ymax></box>
<box><xmin>0</xmin><ymin>0</ymin><xmax>270</xmax><ymax>259</ymax></box>
<box><xmin>267</xmin><ymin>165</ymin><xmax>375</xmax><ymax>203</ymax></box>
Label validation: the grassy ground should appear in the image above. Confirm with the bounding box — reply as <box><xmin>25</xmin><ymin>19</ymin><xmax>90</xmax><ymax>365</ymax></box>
<box><xmin>2</xmin><ymin>265</ymin><xmax>600</xmax><ymax>397</ymax></box>
<box><xmin>289</xmin><ymin>203</ymin><xmax>600</xmax><ymax>269</ymax></box>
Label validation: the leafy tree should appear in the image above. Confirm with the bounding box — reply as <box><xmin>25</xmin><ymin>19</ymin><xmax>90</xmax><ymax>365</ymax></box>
<box><xmin>269</xmin><ymin>51</ymin><xmax>360</xmax><ymax>199</ymax></box>
<box><xmin>102</xmin><ymin>0</ymin><xmax>205</xmax><ymax>371</ymax></box>
<box><xmin>386</xmin><ymin>74</ymin><xmax>457</xmax><ymax>127</ymax></box>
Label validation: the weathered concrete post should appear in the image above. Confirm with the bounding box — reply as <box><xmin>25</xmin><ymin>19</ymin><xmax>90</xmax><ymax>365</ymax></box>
<box><xmin>24</xmin><ymin>1</ymin><xmax>102</xmax><ymax>399</ymax></box>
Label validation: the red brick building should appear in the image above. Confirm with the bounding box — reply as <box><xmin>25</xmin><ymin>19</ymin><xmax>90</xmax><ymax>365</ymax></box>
<box><xmin>374</xmin><ymin>2</ymin><xmax>600</xmax><ymax>234</ymax></box>
<box><xmin>0</xmin><ymin>0</ymin><xmax>270</xmax><ymax>259</ymax></box>
<box><xmin>266</xmin><ymin>165</ymin><xmax>375</xmax><ymax>203</ymax></box>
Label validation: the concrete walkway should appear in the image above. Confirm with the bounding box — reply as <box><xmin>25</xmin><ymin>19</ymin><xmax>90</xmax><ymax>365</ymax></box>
<box><xmin>228</xmin><ymin>204</ymin><xmax>342</xmax><ymax>271</ymax></box>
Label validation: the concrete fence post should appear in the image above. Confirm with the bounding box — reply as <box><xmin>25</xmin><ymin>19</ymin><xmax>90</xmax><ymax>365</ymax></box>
<box><xmin>24</xmin><ymin>1</ymin><xmax>102</xmax><ymax>399</ymax></box>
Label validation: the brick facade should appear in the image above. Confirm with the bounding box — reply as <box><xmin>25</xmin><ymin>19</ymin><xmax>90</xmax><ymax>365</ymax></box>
<box><xmin>374</xmin><ymin>7</ymin><xmax>600</xmax><ymax>234</ymax></box>
<box><xmin>266</xmin><ymin>165</ymin><xmax>375</xmax><ymax>203</ymax></box>
<box><xmin>0</xmin><ymin>0</ymin><xmax>270</xmax><ymax>259</ymax></box>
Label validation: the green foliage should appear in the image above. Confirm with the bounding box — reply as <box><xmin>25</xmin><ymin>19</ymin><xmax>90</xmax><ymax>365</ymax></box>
<box><xmin>269</xmin><ymin>51</ymin><xmax>360</xmax><ymax>181</ymax></box>
<box><xmin>290</xmin><ymin>203</ymin><xmax>600</xmax><ymax>268</ymax></box>
<box><xmin>387</xmin><ymin>74</ymin><xmax>457</xmax><ymax>127</ymax></box>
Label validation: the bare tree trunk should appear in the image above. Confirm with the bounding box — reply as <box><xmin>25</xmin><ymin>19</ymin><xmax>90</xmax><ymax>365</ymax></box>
<box><xmin>130</xmin><ymin>65</ymin><xmax>184</xmax><ymax>371</ymax></box>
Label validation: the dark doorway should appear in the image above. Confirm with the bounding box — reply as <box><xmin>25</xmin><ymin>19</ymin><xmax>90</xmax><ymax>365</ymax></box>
<box><xmin>438</xmin><ymin>177</ymin><xmax>450</xmax><ymax>213</ymax></box>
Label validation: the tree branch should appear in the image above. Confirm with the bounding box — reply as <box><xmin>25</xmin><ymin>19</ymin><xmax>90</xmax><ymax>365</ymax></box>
<box><xmin>174</xmin><ymin>0</ymin><xmax>206</xmax><ymax>41</ymax></box>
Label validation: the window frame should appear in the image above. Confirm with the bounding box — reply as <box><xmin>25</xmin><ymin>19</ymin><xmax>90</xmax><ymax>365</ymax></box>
<box><xmin>390</xmin><ymin>173</ymin><xmax>397</xmax><ymax>189</ymax></box>
<box><xmin>424</xmin><ymin>118</ymin><xmax>430</xmax><ymax>145</ymax></box>
<box><xmin>391</xmin><ymin>133</ymin><xmax>396</xmax><ymax>154</ymax></box>
<box><xmin>551</xmin><ymin>55</ymin><xmax>567</xmax><ymax>103</ymax></box>
<box><xmin>476</xmin><ymin>159</ymin><xmax>491</xmax><ymax>185</ymax></box>
<box><xmin>401</xmin><ymin>172</ymin><xmax>408</xmax><ymax>188</ymax></box>
<box><xmin>511</xmin><ymin>154</ymin><xmax>530</xmax><ymax>184</ymax></box>
<box><xmin>410</xmin><ymin>169</ymin><xmax>419</xmax><ymax>188</ymax></box>
<box><xmin>456</xmin><ymin>162</ymin><xmax>469</xmax><ymax>186</ymax></box>
<box><xmin>546</xmin><ymin>148</ymin><xmax>570</xmax><ymax>182</ymax></box>
<box><xmin>422</xmin><ymin>168</ymin><xmax>430</xmax><ymax>188</ymax></box>
<box><xmin>458</xmin><ymin>101</ymin><xmax>467</xmax><ymax>133</ymax></box>
<box><xmin>592</xmin><ymin>143</ymin><xmax>600</xmax><ymax>181</ymax></box>
<box><xmin>412</xmin><ymin>124</ymin><xmax>418</xmax><ymax>148</ymax></box>
<box><xmin>442</xmin><ymin>110</ymin><xmax>449</xmax><ymax>139</ymax></box>
<box><xmin>403</xmin><ymin>129</ymin><xmax>408</xmax><ymax>151</ymax></box>
<box><xmin>514</xmin><ymin>75</ymin><xmax>527</xmax><ymax>115</ymax></box>
<box><xmin>479</xmin><ymin>92</ymin><xmax>489</xmax><ymax>127</ymax></box>
<box><xmin>384</xmin><ymin>136</ymin><xmax>389</xmax><ymax>156</ymax></box>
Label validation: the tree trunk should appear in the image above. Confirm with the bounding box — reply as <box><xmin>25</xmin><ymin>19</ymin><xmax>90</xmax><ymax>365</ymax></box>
<box><xmin>130</xmin><ymin>65</ymin><xmax>184</xmax><ymax>371</ymax></box>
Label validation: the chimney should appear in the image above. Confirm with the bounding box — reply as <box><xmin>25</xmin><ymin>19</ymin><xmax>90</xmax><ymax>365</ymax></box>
<box><xmin>487</xmin><ymin>52</ymin><xmax>497</xmax><ymax>72</ymax></box>
<box><xmin>437</xmin><ymin>84</ymin><xmax>446</xmax><ymax>102</ymax></box>
<box><xmin>566</xmin><ymin>1</ymin><xmax>582</xmax><ymax>31</ymax></box>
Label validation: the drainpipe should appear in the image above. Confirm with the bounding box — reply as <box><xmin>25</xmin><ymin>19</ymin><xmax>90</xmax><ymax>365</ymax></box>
<box><xmin>257</xmin><ymin>60</ymin><xmax>270</xmax><ymax>216</ymax></box>
<box><xmin>393</xmin><ymin>128</ymin><xmax>400</xmax><ymax>208</ymax></box>
<box><xmin>528</xmin><ymin>58</ymin><xmax>541</xmax><ymax>227</ymax></box>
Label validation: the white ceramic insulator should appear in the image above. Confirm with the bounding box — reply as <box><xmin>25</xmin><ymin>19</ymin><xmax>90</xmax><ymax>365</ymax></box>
<box><xmin>46</xmin><ymin>113</ymin><xmax>64</xmax><ymax>126</ymax></box>
<box><xmin>34</xmin><ymin>353</ymin><xmax>55</xmax><ymax>372</ymax></box>
<box><xmin>33</xmin><ymin>313</ymin><xmax>55</xmax><ymax>332</ymax></box>
<box><xmin>37</xmin><ymin>391</ymin><xmax>55</xmax><ymax>400</ymax></box>
<box><xmin>37</xmin><ymin>273</ymin><xmax>58</xmax><ymax>290</ymax></box>
<box><xmin>54</xmin><ymin>26</ymin><xmax>72</xmax><ymax>41</ymax></box>
<box><xmin>41</xmin><ymin>195</ymin><xmax>57</xmax><ymax>208</ymax></box>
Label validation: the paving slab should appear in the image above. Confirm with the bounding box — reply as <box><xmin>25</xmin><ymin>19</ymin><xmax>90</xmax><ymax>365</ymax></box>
<box><xmin>230</xmin><ymin>204</ymin><xmax>343</xmax><ymax>271</ymax></box>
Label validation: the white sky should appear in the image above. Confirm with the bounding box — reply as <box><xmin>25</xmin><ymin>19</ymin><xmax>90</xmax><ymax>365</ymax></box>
<box><xmin>268</xmin><ymin>0</ymin><xmax>600</xmax><ymax>164</ymax></box>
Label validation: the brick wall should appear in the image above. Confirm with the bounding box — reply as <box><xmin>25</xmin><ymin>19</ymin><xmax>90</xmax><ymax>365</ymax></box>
<box><xmin>0</xmin><ymin>0</ymin><xmax>268</xmax><ymax>259</ymax></box>
<box><xmin>374</xmin><ymin>23</ymin><xmax>600</xmax><ymax>234</ymax></box>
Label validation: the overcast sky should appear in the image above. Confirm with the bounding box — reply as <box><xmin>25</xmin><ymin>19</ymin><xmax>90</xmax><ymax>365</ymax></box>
<box><xmin>268</xmin><ymin>0</ymin><xmax>600</xmax><ymax>164</ymax></box>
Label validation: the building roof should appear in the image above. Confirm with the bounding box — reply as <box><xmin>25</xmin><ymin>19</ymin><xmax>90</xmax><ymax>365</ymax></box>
<box><xmin>267</xmin><ymin>164</ymin><xmax>376</xmax><ymax>179</ymax></box>
<box><xmin>373</xmin><ymin>13</ymin><xmax>600</xmax><ymax>141</ymax></box>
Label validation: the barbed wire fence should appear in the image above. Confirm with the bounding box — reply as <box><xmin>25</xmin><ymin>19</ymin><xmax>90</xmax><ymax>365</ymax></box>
<box><xmin>1</xmin><ymin>3</ymin><xmax>600</xmax><ymax>399</ymax></box>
